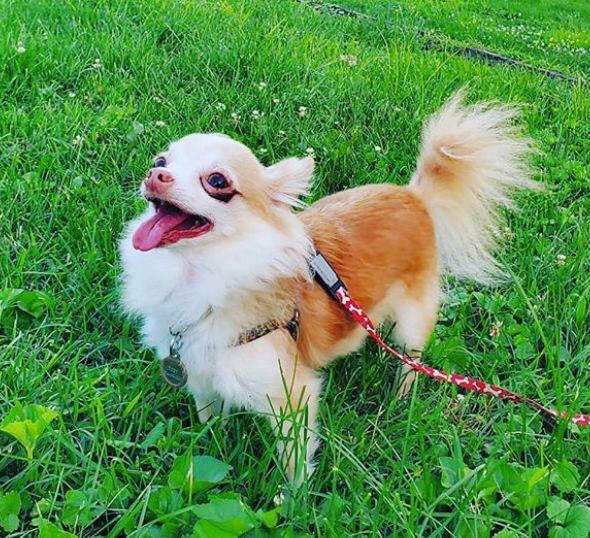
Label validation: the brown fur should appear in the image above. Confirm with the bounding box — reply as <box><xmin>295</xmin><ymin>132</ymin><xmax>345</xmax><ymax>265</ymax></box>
<box><xmin>295</xmin><ymin>184</ymin><xmax>437</xmax><ymax>368</ymax></box>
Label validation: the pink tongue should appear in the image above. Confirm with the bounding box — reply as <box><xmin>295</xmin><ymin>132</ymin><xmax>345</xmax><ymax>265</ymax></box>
<box><xmin>132</xmin><ymin>206</ymin><xmax>192</xmax><ymax>251</ymax></box>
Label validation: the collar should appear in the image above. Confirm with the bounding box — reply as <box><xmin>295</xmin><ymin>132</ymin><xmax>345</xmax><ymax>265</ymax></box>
<box><xmin>161</xmin><ymin>309</ymin><xmax>300</xmax><ymax>389</ymax></box>
<box><xmin>168</xmin><ymin>308</ymin><xmax>299</xmax><ymax>355</ymax></box>
<box><xmin>236</xmin><ymin>309</ymin><xmax>299</xmax><ymax>346</ymax></box>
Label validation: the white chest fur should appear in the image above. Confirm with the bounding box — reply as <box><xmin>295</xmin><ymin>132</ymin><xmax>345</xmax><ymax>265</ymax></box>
<box><xmin>119</xmin><ymin>212</ymin><xmax>311</xmax><ymax>414</ymax></box>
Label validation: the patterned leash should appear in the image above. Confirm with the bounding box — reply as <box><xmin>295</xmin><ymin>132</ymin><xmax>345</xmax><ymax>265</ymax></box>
<box><xmin>311</xmin><ymin>252</ymin><xmax>589</xmax><ymax>427</ymax></box>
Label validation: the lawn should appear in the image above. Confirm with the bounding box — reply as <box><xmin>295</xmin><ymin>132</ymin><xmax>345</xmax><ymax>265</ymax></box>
<box><xmin>0</xmin><ymin>0</ymin><xmax>589</xmax><ymax>536</ymax></box>
<box><xmin>341</xmin><ymin>0</ymin><xmax>590</xmax><ymax>76</ymax></box>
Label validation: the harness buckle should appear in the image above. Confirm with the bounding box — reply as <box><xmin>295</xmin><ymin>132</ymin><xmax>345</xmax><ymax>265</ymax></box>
<box><xmin>310</xmin><ymin>251</ymin><xmax>347</xmax><ymax>298</ymax></box>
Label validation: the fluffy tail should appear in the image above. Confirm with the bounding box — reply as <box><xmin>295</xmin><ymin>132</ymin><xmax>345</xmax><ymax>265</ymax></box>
<box><xmin>409</xmin><ymin>91</ymin><xmax>540</xmax><ymax>284</ymax></box>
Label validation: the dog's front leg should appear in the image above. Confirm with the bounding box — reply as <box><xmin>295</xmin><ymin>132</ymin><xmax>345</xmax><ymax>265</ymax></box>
<box><xmin>262</xmin><ymin>353</ymin><xmax>322</xmax><ymax>485</ymax></box>
<box><xmin>223</xmin><ymin>338</ymin><xmax>321</xmax><ymax>483</ymax></box>
<box><xmin>268</xmin><ymin>385</ymin><xmax>320</xmax><ymax>486</ymax></box>
<box><xmin>193</xmin><ymin>394</ymin><xmax>224</xmax><ymax>423</ymax></box>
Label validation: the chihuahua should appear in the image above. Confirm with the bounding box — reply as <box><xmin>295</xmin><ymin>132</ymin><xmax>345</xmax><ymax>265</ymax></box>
<box><xmin>120</xmin><ymin>92</ymin><xmax>537</xmax><ymax>482</ymax></box>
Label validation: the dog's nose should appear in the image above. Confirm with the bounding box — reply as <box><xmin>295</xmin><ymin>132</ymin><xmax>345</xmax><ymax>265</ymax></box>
<box><xmin>145</xmin><ymin>167</ymin><xmax>174</xmax><ymax>194</ymax></box>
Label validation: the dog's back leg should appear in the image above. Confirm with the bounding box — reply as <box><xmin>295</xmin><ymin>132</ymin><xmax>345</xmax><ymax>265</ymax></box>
<box><xmin>388</xmin><ymin>277</ymin><xmax>440</xmax><ymax>397</ymax></box>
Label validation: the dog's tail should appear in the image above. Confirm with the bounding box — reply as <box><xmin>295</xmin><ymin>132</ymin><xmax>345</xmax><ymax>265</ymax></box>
<box><xmin>409</xmin><ymin>91</ymin><xmax>540</xmax><ymax>284</ymax></box>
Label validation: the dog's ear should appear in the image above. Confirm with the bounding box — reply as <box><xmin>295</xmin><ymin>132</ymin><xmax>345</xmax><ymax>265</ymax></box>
<box><xmin>266</xmin><ymin>156</ymin><xmax>314</xmax><ymax>208</ymax></box>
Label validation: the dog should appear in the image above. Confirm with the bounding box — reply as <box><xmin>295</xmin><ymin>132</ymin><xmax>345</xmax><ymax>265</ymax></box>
<box><xmin>120</xmin><ymin>92</ymin><xmax>538</xmax><ymax>482</ymax></box>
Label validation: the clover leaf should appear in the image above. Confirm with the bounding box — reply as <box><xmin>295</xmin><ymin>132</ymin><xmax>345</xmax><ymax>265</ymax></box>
<box><xmin>62</xmin><ymin>489</ymin><xmax>105</xmax><ymax>528</ymax></box>
<box><xmin>548</xmin><ymin>497</ymin><xmax>590</xmax><ymax>538</ymax></box>
<box><xmin>0</xmin><ymin>490</ymin><xmax>21</xmax><ymax>532</ymax></box>
<box><xmin>192</xmin><ymin>496</ymin><xmax>257</xmax><ymax>537</ymax></box>
<box><xmin>0</xmin><ymin>403</ymin><xmax>58</xmax><ymax>458</ymax></box>
<box><xmin>38</xmin><ymin>519</ymin><xmax>77</xmax><ymax>538</ymax></box>
<box><xmin>168</xmin><ymin>452</ymin><xmax>231</xmax><ymax>494</ymax></box>
<box><xmin>551</xmin><ymin>461</ymin><xmax>580</xmax><ymax>494</ymax></box>
<box><xmin>0</xmin><ymin>288</ymin><xmax>51</xmax><ymax>319</ymax></box>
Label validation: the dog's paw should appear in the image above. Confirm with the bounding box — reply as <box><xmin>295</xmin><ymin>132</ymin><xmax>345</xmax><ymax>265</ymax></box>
<box><xmin>197</xmin><ymin>406</ymin><xmax>213</xmax><ymax>423</ymax></box>
<box><xmin>396</xmin><ymin>367</ymin><xmax>417</xmax><ymax>398</ymax></box>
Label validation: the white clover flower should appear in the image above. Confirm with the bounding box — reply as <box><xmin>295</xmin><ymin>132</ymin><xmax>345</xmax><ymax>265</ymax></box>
<box><xmin>374</xmin><ymin>145</ymin><xmax>382</xmax><ymax>153</ymax></box>
<box><xmin>17</xmin><ymin>45</ymin><xmax>26</xmax><ymax>54</ymax></box>
<box><xmin>339</xmin><ymin>54</ymin><xmax>358</xmax><ymax>66</ymax></box>
<box><xmin>251</xmin><ymin>109</ymin><xmax>263</xmax><ymax>120</ymax></box>
<box><xmin>215</xmin><ymin>102</ymin><xmax>226</xmax><ymax>111</ymax></box>
<box><xmin>278</xmin><ymin>130</ymin><xmax>286</xmax><ymax>136</ymax></box>
<box><xmin>298</xmin><ymin>106</ymin><xmax>308</xmax><ymax>118</ymax></box>
<box><xmin>154</xmin><ymin>120</ymin><xmax>166</xmax><ymax>127</ymax></box>
<box><xmin>489</xmin><ymin>321</ymin><xmax>503</xmax><ymax>338</ymax></box>
<box><xmin>258</xmin><ymin>148</ymin><xmax>268</xmax><ymax>154</ymax></box>
<box><xmin>305</xmin><ymin>147</ymin><xmax>315</xmax><ymax>156</ymax></box>
<box><xmin>257</xmin><ymin>81</ymin><xmax>267</xmax><ymax>90</ymax></box>
<box><xmin>273</xmin><ymin>492</ymin><xmax>285</xmax><ymax>506</ymax></box>
<box><xmin>72</xmin><ymin>135</ymin><xmax>83</xmax><ymax>147</ymax></box>
<box><xmin>272</xmin><ymin>98</ymin><xmax>280</xmax><ymax>104</ymax></box>
<box><xmin>68</xmin><ymin>92</ymin><xmax>76</xmax><ymax>98</ymax></box>
<box><xmin>231</xmin><ymin>112</ymin><xmax>241</xmax><ymax>123</ymax></box>
<box><xmin>556</xmin><ymin>254</ymin><xmax>566</xmax><ymax>266</ymax></box>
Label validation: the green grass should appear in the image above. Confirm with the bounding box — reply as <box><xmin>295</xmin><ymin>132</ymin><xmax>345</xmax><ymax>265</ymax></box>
<box><xmin>340</xmin><ymin>0</ymin><xmax>590</xmax><ymax>76</ymax></box>
<box><xmin>0</xmin><ymin>0</ymin><xmax>589</xmax><ymax>536</ymax></box>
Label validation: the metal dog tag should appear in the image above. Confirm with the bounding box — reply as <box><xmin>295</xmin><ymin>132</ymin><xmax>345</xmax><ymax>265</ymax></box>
<box><xmin>161</xmin><ymin>329</ymin><xmax>188</xmax><ymax>388</ymax></box>
<box><xmin>160</xmin><ymin>354</ymin><xmax>188</xmax><ymax>388</ymax></box>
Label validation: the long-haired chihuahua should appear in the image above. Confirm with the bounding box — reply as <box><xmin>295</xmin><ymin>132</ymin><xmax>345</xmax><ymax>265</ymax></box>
<box><xmin>120</xmin><ymin>92</ymin><xmax>538</xmax><ymax>482</ymax></box>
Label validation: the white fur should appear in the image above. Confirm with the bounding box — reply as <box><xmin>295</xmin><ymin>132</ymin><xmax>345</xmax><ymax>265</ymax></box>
<box><xmin>410</xmin><ymin>90</ymin><xmax>539</xmax><ymax>284</ymax></box>
<box><xmin>266</xmin><ymin>156</ymin><xmax>314</xmax><ymax>208</ymax></box>
<box><xmin>121</xmin><ymin>211</ymin><xmax>309</xmax><ymax>351</ymax></box>
<box><xmin>120</xmin><ymin>133</ymin><xmax>318</xmax><ymax>481</ymax></box>
<box><xmin>120</xmin><ymin>214</ymin><xmax>318</xmax><ymax>480</ymax></box>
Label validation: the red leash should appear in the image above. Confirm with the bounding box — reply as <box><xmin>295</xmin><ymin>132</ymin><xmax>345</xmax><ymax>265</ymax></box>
<box><xmin>311</xmin><ymin>253</ymin><xmax>589</xmax><ymax>427</ymax></box>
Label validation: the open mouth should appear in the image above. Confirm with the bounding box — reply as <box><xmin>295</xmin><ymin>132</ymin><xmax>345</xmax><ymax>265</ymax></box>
<box><xmin>132</xmin><ymin>199</ymin><xmax>213</xmax><ymax>252</ymax></box>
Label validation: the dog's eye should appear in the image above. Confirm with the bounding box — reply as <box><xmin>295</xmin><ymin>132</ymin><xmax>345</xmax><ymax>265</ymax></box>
<box><xmin>154</xmin><ymin>156</ymin><xmax>166</xmax><ymax>167</ymax></box>
<box><xmin>201</xmin><ymin>172</ymin><xmax>239</xmax><ymax>202</ymax></box>
<box><xmin>207</xmin><ymin>173</ymin><xmax>229</xmax><ymax>189</ymax></box>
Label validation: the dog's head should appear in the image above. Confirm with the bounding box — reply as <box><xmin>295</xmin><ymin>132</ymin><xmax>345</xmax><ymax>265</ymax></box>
<box><xmin>131</xmin><ymin>133</ymin><xmax>314</xmax><ymax>252</ymax></box>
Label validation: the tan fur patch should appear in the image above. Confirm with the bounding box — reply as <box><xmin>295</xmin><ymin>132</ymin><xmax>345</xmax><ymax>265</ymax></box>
<box><xmin>294</xmin><ymin>184</ymin><xmax>438</xmax><ymax>368</ymax></box>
